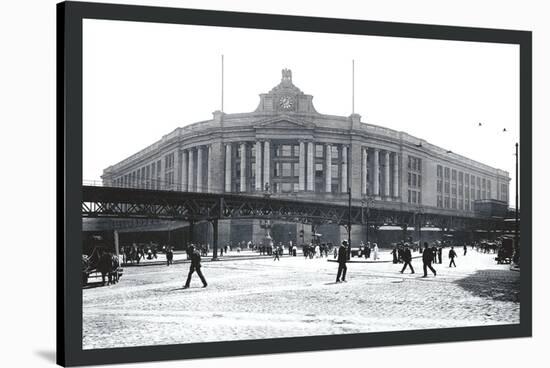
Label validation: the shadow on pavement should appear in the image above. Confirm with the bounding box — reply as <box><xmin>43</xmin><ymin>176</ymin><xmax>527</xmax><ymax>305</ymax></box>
<box><xmin>454</xmin><ymin>269</ymin><xmax>520</xmax><ymax>303</ymax></box>
<box><xmin>83</xmin><ymin>282</ymin><xmax>109</xmax><ymax>290</ymax></box>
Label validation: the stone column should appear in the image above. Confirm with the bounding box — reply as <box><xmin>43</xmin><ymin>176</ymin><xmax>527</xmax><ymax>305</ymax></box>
<box><xmin>263</xmin><ymin>140</ymin><xmax>270</xmax><ymax>191</ymax></box>
<box><xmin>240</xmin><ymin>143</ymin><xmax>247</xmax><ymax>192</ymax></box>
<box><xmin>255</xmin><ymin>141</ymin><xmax>262</xmax><ymax>191</ymax></box>
<box><xmin>299</xmin><ymin>141</ymin><xmax>305</xmax><ymax>191</ymax></box>
<box><xmin>225</xmin><ymin>144</ymin><xmax>232</xmax><ymax>192</ymax></box>
<box><xmin>307</xmin><ymin>141</ymin><xmax>314</xmax><ymax>191</ymax></box>
<box><xmin>325</xmin><ymin>144</ymin><xmax>332</xmax><ymax>193</ymax></box>
<box><xmin>174</xmin><ymin>150</ymin><xmax>181</xmax><ymax>191</ymax></box>
<box><xmin>373</xmin><ymin>148</ymin><xmax>380</xmax><ymax>196</ymax></box>
<box><xmin>181</xmin><ymin>150</ymin><xmax>188</xmax><ymax>191</ymax></box>
<box><xmin>197</xmin><ymin>146</ymin><xmax>204</xmax><ymax>193</ymax></box>
<box><xmin>207</xmin><ymin>145</ymin><xmax>212</xmax><ymax>192</ymax></box>
<box><xmin>384</xmin><ymin>151</ymin><xmax>390</xmax><ymax>197</ymax></box>
<box><xmin>187</xmin><ymin>148</ymin><xmax>194</xmax><ymax>192</ymax></box>
<box><xmin>393</xmin><ymin>152</ymin><xmax>399</xmax><ymax>198</ymax></box>
<box><xmin>209</xmin><ymin>142</ymin><xmax>224</xmax><ymax>193</ymax></box>
<box><xmin>341</xmin><ymin>146</ymin><xmax>348</xmax><ymax>192</ymax></box>
<box><xmin>362</xmin><ymin>147</ymin><xmax>368</xmax><ymax>195</ymax></box>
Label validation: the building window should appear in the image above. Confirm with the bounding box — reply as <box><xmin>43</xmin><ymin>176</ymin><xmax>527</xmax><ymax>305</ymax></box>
<box><xmin>501</xmin><ymin>184</ymin><xmax>508</xmax><ymax>201</ymax></box>
<box><xmin>315</xmin><ymin>163</ymin><xmax>323</xmax><ymax>178</ymax></box>
<box><xmin>281</xmin><ymin>183</ymin><xmax>292</xmax><ymax>193</ymax></box>
<box><xmin>444</xmin><ymin>196</ymin><xmax>450</xmax><ymax>208</ymax></box>
<box><xmin>444</xmin><ymin>182</ymin><xmax>450</xmax><ymax>194</ymax></box>
<box><xmin>452</xmin><ymin>169</ymin><xmax>457</xmax><ymax>181</ymax></box>
<box><xmin>437</xmin><ymin>165</ymin><xmax>443</xmax><ymax>178</ymax></box>
<box><xmin>444</xmin><ymin>167</ymin><xmax>450</xmax><ymax>179</ymax></box>
<box><xmin>437</xmin><ymin>195</ymin><xmax>443</xmax><ymax>208</ymax></box>
<box><xmin>331</xmin><ymin>164</ymin><xmax>338</xmax><ymax>178</ymax></box>
<box><xmin>331</xmin><ymin>146</ymin><xmax>339</xmax><ymax>158</ymax></box>
<box><xmin>293</xmin><ymin>163</ymin><xmax>300</xmax><ymax>176</ymax></box>
<box><xmin>280</xmin><ymin>145</ymin><xmax>291</xmax><ymax>157</ymax></box>
<box><xmin>165</xmin><ymin>153</ymin><xmax>174</xmax><ymax>170</ymax></box>
<box><xmin>282</xmin><ymin>163</ymin><xmax>292</xmax><ymax>176</ymax></box>
<box><xmin>315</xmin><ymin>145</ymin><xmax>324</xmax><ymax>158</ymax></box>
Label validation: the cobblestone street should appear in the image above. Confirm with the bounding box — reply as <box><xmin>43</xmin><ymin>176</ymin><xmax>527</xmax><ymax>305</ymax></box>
<box><xmin>83</xmin><ymin>250</ymin><xmax>520</xmax><ymax>350</ymax></box>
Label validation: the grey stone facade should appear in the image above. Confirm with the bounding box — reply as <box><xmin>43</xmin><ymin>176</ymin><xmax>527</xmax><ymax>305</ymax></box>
<box><xmin>101</xmin><ymin>69</ymin><xmax>510</xmax><ymax>245</ymax></box>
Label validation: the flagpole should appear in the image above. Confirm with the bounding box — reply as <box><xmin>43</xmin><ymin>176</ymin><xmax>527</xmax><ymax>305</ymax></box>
<box><xmin>352</xmin><ymin>59</ymin><xmax>355</xmax><ymax>114</ymax></box>
<box><xmin>221</xmin><ymin>54</ymin><xmax>224</xmax><ymax>112</ymax></box>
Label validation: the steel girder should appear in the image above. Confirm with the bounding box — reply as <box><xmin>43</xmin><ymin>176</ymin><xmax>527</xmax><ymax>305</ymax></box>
<box><xmin>81</xmin><ymin>186</ymin><xmax>508</xmax><ymax>231</ymax></box>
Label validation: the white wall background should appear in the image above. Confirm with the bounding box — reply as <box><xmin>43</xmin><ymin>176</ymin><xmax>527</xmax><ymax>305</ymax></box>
<box><xmin>1</xmin><ymin>0</ymin><xmax>548</xmax><ymax>367</ymax></box>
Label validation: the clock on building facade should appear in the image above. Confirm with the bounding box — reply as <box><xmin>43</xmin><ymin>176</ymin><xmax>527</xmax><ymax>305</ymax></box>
<box><xmin>278</xmin><ymin>95</ymin><xmax>295</xmax><ymax>110</ymax></box>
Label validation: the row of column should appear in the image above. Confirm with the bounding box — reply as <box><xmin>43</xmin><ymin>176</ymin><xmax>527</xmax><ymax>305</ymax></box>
<box><xmin>226</xmin><ymin>140</ymin><xmax>349</xmax><ymax>194</ymax></box>
<box><xmin>181</xmin><ymin>146</ymin><xmax>208</xmax><ymax>193</ymax></box>
<box><xmin>361</xmin><ymin>147</ymin><xmax>400</xmax><ymax>198</ymax></box>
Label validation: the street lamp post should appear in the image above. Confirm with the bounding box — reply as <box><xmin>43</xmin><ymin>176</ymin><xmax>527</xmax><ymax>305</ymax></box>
<box><xmin>347</xmin><ymin>186</ymin><xmax>352</xmax><ymax>260</ymax></box>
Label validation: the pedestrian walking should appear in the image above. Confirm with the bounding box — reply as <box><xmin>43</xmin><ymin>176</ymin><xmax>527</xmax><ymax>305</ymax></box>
<box><xmin>336</xmin><ymin>241</ymin><xmax>348</xmax><ymax>283</ymax></box>
<box><xmin>166</xmin><ymin>246</ymin><xmax>173</xmax><ymax>266</ymax></box>
<box><xmin>273</xmin><ymin>246</ymin><xmax>280</xmax><ymax>261</ymax></box>
<box><xmin>463</xmin><ymin>244</ymin><xmax>468</xmax><ymax>256</ymax></box>
<box><xmin>437</xmin><ymin>247</ymin><xmax>443</xmax><ymax>264</ymax></box>
<box><xmin>183</xmin><ymin>245</ymin><xmax>207</xmax><ymax>289</ymax></box>
<box><xmin>373</xmin><ymin>243</ymin><xmax>379</xmax><ymax>260</ymax></box>
<box><xmin>422</xmin><ymin>242</ymin><xmax>437</xmax><ymax>277</ymax></box>
<box><xmin>97</xmin><ymin>249</ymin><xmax>113</xmax><ymax>286</ymax></box>
<box><xmin>448</xmin><ymin>246</ymin><xmax>458</xmax><ymax>267</ymax></box>
<box><xmin>391</xmin><ymin>246</ymin><xmax>398</xmax><ymax>264</ymax></box>
<box><xmin>400</xmin><ymin>245</ymin><xmax>415</xmax><ymax>274</ymax></box>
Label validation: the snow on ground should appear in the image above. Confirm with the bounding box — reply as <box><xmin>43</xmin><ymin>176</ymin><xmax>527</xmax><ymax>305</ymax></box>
<box><xmin>83</xmin><ymin>249</ymin><xmax>519</xmax><ymax>349</ymax></box>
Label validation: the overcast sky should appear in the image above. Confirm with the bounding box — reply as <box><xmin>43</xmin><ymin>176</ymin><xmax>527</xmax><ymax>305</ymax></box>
<box><xmin>83</xmin><ymin>19</ymin><xmax>519</xmax><ymax>203</ymax></box>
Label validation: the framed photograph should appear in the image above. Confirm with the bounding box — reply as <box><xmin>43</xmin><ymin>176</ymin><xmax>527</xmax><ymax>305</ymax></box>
<box><xmin>58</xmin><ymin>1</ymin><xmax>532</xmax><ymax>366</ymax></box>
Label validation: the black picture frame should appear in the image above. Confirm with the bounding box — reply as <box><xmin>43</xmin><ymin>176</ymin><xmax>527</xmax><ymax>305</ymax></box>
<box><xmin>57</xmin><ymin>1</ymin><xmax>532</xmax><ymax>366</ymax></box>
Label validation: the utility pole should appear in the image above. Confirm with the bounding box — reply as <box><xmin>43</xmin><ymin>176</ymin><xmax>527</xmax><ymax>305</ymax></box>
<box><xmin>513</xmin><ymin>142</ymin><xmax>520</xmax><ymax>265</ymax></box>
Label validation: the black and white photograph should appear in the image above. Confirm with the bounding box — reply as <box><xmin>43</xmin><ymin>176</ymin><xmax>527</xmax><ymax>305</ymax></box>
<box><xmin>79</xmin><ymin>14</ymin><xmax>524</xmax><ymax>352</ymax></box>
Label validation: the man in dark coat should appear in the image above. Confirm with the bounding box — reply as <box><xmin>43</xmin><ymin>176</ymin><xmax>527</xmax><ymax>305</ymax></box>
<box><xmin>437</xmin><ymin>247</ymin><xmax>443</xmax><ymax>264</ymax></box>
<box><xmin>463</xmin><ymin>244</ymin><xmax>468</xmax><ymax>256</ymax></box>
<box><xmin>448</xmin><ymin>246</ymin><xmax>458</xmax><ymax>267</ymax></box>
<box><xmin>422</xmin><ymin>242</ymin><xmax>437</xmax><ymax>277</ymax></box>
<box><xmin>400</xmin><ymin>245</ymin><xmax>415</xmax><ymax>274</ymax></box>
<box><xmin>97</xmin><ymin>249</ymin><xmax>113</xmax><ymax>286</ymax></box>
<box><xmin>166</xmin><ymin>246</ymin><xmax>173</xmax><ymax>266</ymax></box>
<box><xmin>336</xmin><ymin>241</ymin><xmax>348</xmax><ymax>283</ymax></box>
<box><xmin>183</xmin><ymin>245</ymin><xmax>207</xmax><ymax>289</ymax></box>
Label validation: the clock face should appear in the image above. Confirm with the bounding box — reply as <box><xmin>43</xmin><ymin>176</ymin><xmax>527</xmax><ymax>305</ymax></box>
<box><xmin>279</xmin><ymin>95</ymin><xmax>294</xmax><ymax>110</ymax></box>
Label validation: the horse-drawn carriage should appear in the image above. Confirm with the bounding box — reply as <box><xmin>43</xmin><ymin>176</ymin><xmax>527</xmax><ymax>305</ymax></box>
<box><xmin>82</xmin><ymin>245</ymin><xmax>123</xmax><ymax>286</ymax></box>
<box><xmin>495</xmin><ymin>237</ymin><xmax>514</xmax><ymax>264</ymax></box>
